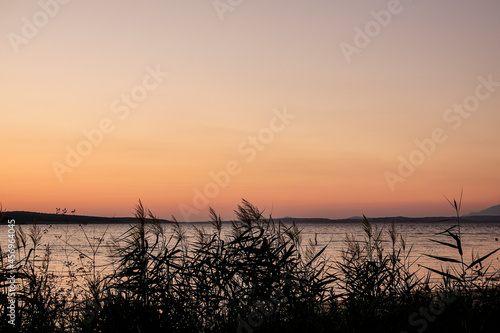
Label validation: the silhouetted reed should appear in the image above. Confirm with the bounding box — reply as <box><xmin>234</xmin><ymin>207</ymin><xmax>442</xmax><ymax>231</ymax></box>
<box><xmin>1</xmin><ymin>199</ymin><xmax>500</xmax><ymax>333</ymax></box>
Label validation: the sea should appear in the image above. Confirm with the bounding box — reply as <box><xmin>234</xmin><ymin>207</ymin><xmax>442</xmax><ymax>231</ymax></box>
<box><xmin>2</xmin><ymin>220</ymin><xmax>500</xmax><ymax>284</ymax></box>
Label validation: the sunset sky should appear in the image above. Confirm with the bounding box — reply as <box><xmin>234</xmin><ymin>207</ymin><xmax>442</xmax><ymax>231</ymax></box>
<box><xmin>1</xmin><ymin>0</ymin><xmax>500</xmax><ymax>221</ymax></box>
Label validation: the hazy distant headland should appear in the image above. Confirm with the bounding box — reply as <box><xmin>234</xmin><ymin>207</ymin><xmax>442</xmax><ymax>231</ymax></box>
<box><xmin>466</xmin><ymin>204</ymin><xmax>500</xmax><ymax>216</ymax></box>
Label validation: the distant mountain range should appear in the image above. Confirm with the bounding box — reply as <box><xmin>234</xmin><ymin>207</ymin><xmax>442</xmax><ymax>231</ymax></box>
<box><xmin>1</xmin><ymin>205</ymin><xmax>500</xmax><ymax>225</ymax></box>
<box><xmin>466</xmin><ymin>204</ymin><xmax>500</xmax><ymax>217</ymax></box>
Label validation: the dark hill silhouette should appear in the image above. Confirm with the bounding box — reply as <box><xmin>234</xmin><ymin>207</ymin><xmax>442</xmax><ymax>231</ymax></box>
<box><xmin>2</xmin><ymin>211</ymin><xmax>172</xmax><ymax>224</ymax></box>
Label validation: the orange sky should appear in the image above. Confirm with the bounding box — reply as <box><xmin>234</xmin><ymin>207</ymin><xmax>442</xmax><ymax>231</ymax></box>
<box><xmin>1</xmin><ymin>1</ymin><xmax>500</xmax><ymax>221</ymax></box>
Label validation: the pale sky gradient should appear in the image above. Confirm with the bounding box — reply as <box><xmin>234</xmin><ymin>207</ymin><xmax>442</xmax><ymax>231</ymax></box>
<box><xmin>1</xmin><ymin>0</ymin><xmax>500</xmax><ymax>220</ymax></box>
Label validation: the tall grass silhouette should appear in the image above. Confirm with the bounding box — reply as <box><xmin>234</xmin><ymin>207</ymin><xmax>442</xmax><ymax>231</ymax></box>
<box><xmin>423</xmin><ymin>191</ymin><xmax>500</xmax><ymax>290</ymax></box>
<box><xmin>1</xmin><ymin>199</ymin><xmax>500</xmax><ymax>332</ymax></box>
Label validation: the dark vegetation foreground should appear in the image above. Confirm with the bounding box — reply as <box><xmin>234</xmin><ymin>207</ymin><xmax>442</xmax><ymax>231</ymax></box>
<box><xmin>1</xmin><ymin>199</ymin><xmax>500</xmax><ymax>333</ymax></box>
